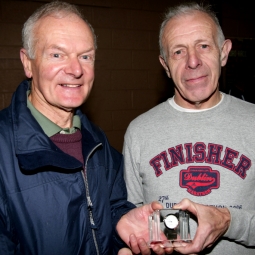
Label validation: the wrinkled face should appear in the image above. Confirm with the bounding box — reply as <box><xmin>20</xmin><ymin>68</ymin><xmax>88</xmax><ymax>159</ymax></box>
<box><xmin>22</xmin><ymin>14</ymin><xmax>95</xmax><ymax>115</ymax></box>
<box><xmin>160</xmin><ymin>11</ymin><xmax>231</xmax><ymax>108</ymax></box>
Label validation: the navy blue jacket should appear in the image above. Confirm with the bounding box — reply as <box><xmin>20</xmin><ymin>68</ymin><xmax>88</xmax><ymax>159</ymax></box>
<box><xmin>0</xmin><ymin>80</ymin><xmax>135</xmax><ymax>255</ymax></box>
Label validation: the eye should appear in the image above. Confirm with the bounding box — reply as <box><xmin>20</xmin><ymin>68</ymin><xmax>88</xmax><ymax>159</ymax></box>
<box><xmin>53</xmin><ymin>53</ymin><xmax>60</xmax><ymax>58</ymax></box>
<box><xmin>201</xmin><ymin>44</ymin><xmax>208</xmax><ymax>49</ymax></box>
<box><xmin>81</xmin><ymin>54</ymin><xmax>95</xmax><ymax>62</ymax></box>
<box><xmin>82</xmin><ymin>55</ymin><xmax>91</xmax><ymax>60</ymax></box>
<box><xmin>172</xmin><ymin>48</ymin><xmax>186</xmax><ymax>60</ymax></box>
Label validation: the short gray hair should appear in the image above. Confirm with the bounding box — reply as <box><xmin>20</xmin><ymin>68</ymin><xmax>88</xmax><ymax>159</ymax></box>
<box><xmin>159</xmin><ymin>2</ymin><xmax>225</xmax><ymax>60</ymax></box>
<box><xmin>22</xmin><ymin>1</ymin><xmax>97</xmax><ymax>59</ymax></box>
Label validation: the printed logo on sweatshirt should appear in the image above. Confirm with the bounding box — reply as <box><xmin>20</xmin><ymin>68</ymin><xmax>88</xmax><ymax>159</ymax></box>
<box><xmin>180</xmin><ymin>166</ymin><xmax>219</xmax><ymax>196</ymax></box>
<box><xmin>149</xmin><ymin>142</ymin><xmax>251</xmax><ymax>196</ymax></box>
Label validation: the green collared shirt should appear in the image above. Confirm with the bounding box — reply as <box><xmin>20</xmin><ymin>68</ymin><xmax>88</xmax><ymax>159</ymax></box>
<box><xmin>27</xmin><ymin>91</ymin><xmax>81</xmax><ymax>137</ymax></box>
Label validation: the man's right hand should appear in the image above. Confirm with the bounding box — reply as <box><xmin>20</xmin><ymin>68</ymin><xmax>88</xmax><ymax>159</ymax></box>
<box><xmin>172</xmin><ymin>198</ymin><xmax>231</xmax><ymax>254</ymax></box>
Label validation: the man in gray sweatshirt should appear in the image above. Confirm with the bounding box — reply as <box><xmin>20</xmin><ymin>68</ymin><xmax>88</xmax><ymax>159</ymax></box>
<box><xmin>123</xmin><ymin>2</ymin><xmax>255</xmax><ymax>254</ymax></box>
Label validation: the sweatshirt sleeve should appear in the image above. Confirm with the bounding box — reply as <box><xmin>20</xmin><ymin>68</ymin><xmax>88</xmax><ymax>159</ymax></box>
<box><xmin>223</xmin><ymin>207</ymin><xmax>255</xmax><ymax>246</ymax></box>
<box><xmin>122</xmin><ymin>125</ymin><xmax>144</xmax><ymax>207</ymax></box>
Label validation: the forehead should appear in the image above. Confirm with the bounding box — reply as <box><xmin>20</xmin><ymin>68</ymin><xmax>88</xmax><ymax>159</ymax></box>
<box><xmin>162</xmin><ymin>11</ymin><xmax>217</xmax><ymax>47</ymax></box>
<box><xmin>34</xmin><ymin>14</ymin><xmax>94</xmax><ymax>49</ymax></box>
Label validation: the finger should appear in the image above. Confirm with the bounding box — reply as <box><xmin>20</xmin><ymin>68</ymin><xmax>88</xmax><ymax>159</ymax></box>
<box><xmin>173</xmin><ymin>242</ymin><xmax>201</xmax><ymax>254</ymax></box>
<box><xmin>151</xmin><ymin>244</ymin><xmax>167</xmax><ymax>255</ymax></box>
<box><xmin>173</xmin><ymin>198</ymin><xmax>192</xmax><ymax>210</ymax></box>
<box><xmin>137</xmin><ymin>238</ymin><xmax>151</xmax><ymax>255</ymax></box>
<box><xmin>118</xmin><ymin>247</ymin><xmax>133</xmax><ymax>255</ymax></box>
<box><xmin>172</xmin><ymin>198</ymin><xmax>199</xmax><ymax>217</ymax></box>
<box><xmin>129</xmin><ymin>234</ymin><xmax>140</xmax><ymax>254</ymax></box>
<box><xmin>164</xmin><ymin>247</ymin><xmax>174</xmax><ymax>254</ymax></box>
<box><xmin>151</xmin><ymin>201</ymin><xmax>164</xmax><ymax>211</ymax></box>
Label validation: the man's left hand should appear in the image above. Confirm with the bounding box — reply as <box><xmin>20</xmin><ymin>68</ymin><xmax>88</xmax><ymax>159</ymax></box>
<box><xmin>116</xmin><ymin>201</ymin><xmax>173</xmax><ymax>254</ymax></box>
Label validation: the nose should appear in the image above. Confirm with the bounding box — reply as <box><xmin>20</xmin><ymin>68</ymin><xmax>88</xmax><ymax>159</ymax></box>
<box><xmin>186</xmin><ymin>49</ymin><xmax>202</xmax><ymax>70</ymax></box>
<box><xmin>64</xmin><ymin>57</ymin><xmax>83</xmax><ymax>78</ymax></box>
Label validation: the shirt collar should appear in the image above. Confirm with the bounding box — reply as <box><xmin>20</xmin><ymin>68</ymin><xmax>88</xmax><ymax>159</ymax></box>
<box><xmin>26</xmin><ymin>91</ymin><xmax>81</xmax><ymax>137</ymax></box>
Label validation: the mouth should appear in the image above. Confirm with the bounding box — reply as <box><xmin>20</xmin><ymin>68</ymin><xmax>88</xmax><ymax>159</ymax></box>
<box><xmin>60</xmin><ymin>84</ymin><xmax>81</xmax><ymax>87</ymax></box>
<box><xmin>186</xmin><ymin>75</ymin><xmax>206</xmax><ymax>81</ymax></box>
<box><xmin>185</xmin><ymin>75</ymin><xmax>208</xmax><ymax>85</ymax></box>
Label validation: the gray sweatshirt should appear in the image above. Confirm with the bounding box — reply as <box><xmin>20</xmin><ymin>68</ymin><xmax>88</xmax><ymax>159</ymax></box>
<box><xmin>123</xmin><ymin>93</ymin><xmax>255</xmax><ymax>254</ymax></box>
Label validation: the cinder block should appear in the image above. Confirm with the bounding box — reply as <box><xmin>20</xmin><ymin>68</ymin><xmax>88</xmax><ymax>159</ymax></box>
<box><xmin>237</xmin><ymin>19</ymin><xmax>255</xmax><ymax>38</ymax></box>
<box><xmin>91</xmin><ymin>69</ymin><xmax>112</xmax><ymax>92</ymax></box>
<box><xmin>95</xmin><ymin>28</ymin><xmax>112</xmax><ymax>49</ymax></box>
<box><xmin>84</xmin><ymin>109</ymin><xmax>113</xmax><ymax>131</ymax></box>
<box><xmin>100</xmin><ymin>90</ymin><xmax>132</xmax><ymax>110</ymax></box>
<box><xmin>79</xmin><ymin>6</ymin><xmax>94</xmax><ymax>25</ymax></box>
<box><xmin>73</xmin><ymin>0</ymin><xmax>110</xmax><ymax>8</ymax></box>
<box><xmin>110</xmin><ymin>0</ymin><xmax>142</xmax><ymax>10</ymax></box>
<box><xmin>0</xmin><ymin>70</ymin><xmax>26</xmax><ymax>92</ymax></box>
<box><xmin>132</xmin><ymin>89</ymin><xmax>163</xmax><ymax>110</ymax></box>
<box><xmin>222</xmin><ymin>18</ymin><xmax>239</xmax><ymax>38</ymax></box>
<box><xmin>3</xmin><ymin>92</ymin><xmax>13</xmax><ymax>109</ymax></box>
<box><xmin>148</xmin><ymin>70</ymin><xmax>170</xmax><ymax>91</ymax></box>
<box><xmin>127</xmin><ymin>9</ymin><xmax>162</xmax><ymax>31</ymax></box>
<box><xmin>112</xmin><ymin>29</ymin><xmax>150</xmax><ymax>50</ymax></box>
<box><xmin>0</xmin><ymin>46</ymin><xmax>20</xmax><ymax>59</ymax></box>
<box><xmin>142</xmin><ymin>0</ymin><xmax>178</xmax><ymax>12</ymax></box>
<box><xmin>81</xmin><ymin>93</ymin><xmax>104</xmax><ymax>113</ymax></box>
<box><xmin>0</xmin><ymin>94</ymin><xmax>3</xmax><ymax>110</ymax></box>
<box><xmin>112</xmin><ymin>109</ymin><xmax>146</xmax><ymax>130</ymax></box>
<box><xmin>0</xmin><ymin>23</ymin><xmax>23</xmax><ymax>46</ymax></box>
<box><xmin>111</xmin><ymin>70</ymin><xmax>148</xmax><ymax>90</ymax></box>
<box><xmin>0</xmin><ymin>59</ymin><xmax>23</xmax><ymax>70</ymax></box>
<box><xmin>96</xmin><ymin>49</ymin><xmax>132</xmax><ymax>69</ymax></box>
<box><xmin>0</xmin><ymin>1</ymin><xmax>42</xmax><ymax>23</ymax></box>
<box><xmin>105</xmin><ymin>129</ymin><xmax>125</xmax><ymax>152</ymax></box>
<box><xmin>93</xmin><ymin>8</ymin><xmax>128</xmax><ymax>29</ymax></box>
<box><xmin>150</xmin><ymin>31</ymin><xmax>160</xmax><ymax>51</ymax></box>
<box><xmin>132</xmin><ymin>50</ymin><xmax>162</xmax><ymax>70</ymax></box>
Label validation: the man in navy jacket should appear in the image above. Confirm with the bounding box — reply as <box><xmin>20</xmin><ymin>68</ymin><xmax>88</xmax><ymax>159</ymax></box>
<box><xmin>0</xmin><ymin>1</ymin><xmax>172</xmax><ymax>254</ymax></box>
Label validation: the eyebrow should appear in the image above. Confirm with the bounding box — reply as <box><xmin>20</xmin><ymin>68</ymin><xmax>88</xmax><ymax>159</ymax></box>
<box><xmin>171</xmin><ymin>39</ymin><xmax>211</xmax><ymax>49</ymax></box>
<box><xmin>47</xmin><ymin>44</ymin><xmax>95</xmax><ymax>54</ymax></box>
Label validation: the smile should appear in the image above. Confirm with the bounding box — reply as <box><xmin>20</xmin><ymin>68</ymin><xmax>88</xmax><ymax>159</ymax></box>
<box><xmin>61</xmin><ymin>84</ymin><xmax>81</xmax><ymax>87</ymax></box>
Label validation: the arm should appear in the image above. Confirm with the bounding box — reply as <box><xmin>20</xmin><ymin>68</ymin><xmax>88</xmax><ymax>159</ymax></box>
<box><xmin>224</xmin><ymin>207</ymin><xmax>255</xmax><ymax>246</ymax></box>
<box><xmin>122</xmin><ymin>129</ymin><xmax>144</xmax><ymax>206</ymax></box>
<box><xmin>0</xmin><ymin>184</ymin><xmax>18</xmax><ymax>254</ymax></box>
<box><xmin>108</xmin><ymin>146</ymin><xmax>171</xmax><ymax>254</ymax></box>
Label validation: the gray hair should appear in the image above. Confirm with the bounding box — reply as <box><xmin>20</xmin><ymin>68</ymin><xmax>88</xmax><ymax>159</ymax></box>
<box><xmin>159</xmin><ymin>2</ymin><xmax>225</xmax><ymax>60</ymax></box>
<box><xmin>22</xmin><ymin>1</ymin><xmax>97</xmax><ymax>59</ymax></box>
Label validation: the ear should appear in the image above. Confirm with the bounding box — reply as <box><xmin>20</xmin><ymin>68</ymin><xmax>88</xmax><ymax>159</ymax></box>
<box><xmin>20</xmin><ymin>48</ymin><xmax>33</xmax><ymax>78</ymax></box>
<box><xmin>220</xmin><ymin>39</ymin><xmax>232</xmax><ymax>67</ymax></box>
<box><xmin>159</xmin><ymin>55</ymin><xmax>171</xmax><ymax>78</ymax></box>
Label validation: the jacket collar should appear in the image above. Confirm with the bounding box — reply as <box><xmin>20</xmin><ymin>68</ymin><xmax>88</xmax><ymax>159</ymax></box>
<box><xmin>11</xmin><ymin>80</ymin><xmax>101</xmax><ymax>172</ymax></box>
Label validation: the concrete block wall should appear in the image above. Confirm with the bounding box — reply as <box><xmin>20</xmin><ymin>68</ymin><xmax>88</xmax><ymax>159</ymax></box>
<box><xmin>219</xmin><ymin>0</ymin><xmax>255</xmax><ymax>103</ymax></box>
<box><xmin>0</xmin><ymin>0</ymin><xmax>254</xmax><ymax>152</ymax></box>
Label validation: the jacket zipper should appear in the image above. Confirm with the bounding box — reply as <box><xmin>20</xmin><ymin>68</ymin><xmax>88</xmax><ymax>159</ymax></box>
<box><xmin>82</xmin><ymin>143</ymin><xmax>102</xmax><ymax>255</ymax></box>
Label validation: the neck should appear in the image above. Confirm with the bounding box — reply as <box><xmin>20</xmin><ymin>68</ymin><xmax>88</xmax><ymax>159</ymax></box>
<box><xmin>28</xmin><ymin>94</ymin><xmax>74</xmax><ymax>129</ymax></box>
<box><xmin>174</xmin><ymin>90</ymin><xmax>221</xmax><ymax>110</ymax></box>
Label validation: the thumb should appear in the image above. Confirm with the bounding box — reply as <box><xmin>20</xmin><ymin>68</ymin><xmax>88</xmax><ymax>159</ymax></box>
<box><xmin>151</xmin><ymin>201</ymin><xmax>163</xmax><ymax>211</ymax></box>
<box><xmin>118</xmin><ymin>248</ymin><xmax>133</xmax><ymax>255</ymax></box>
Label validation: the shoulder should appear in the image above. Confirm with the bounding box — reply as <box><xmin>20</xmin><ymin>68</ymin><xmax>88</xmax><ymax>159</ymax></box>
<box><xmin>224</xmin><ymin>93</ymin><xmax>255</xmax><ymax>114</ymax></box>
<box><xmin>124</xmin><ymin>101</ymin><xmax>169</xmax><ymax>144</ymax></box>
<box><xmin>127</xmin><ymin>101</ymin><xmax>168</xmax><ymax>131</ymax></box>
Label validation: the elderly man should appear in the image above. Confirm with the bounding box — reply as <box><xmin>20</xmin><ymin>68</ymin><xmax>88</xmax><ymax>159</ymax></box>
<box><xmin>123</xmin><ymin>2</ymin><xmax>255</xmax><ymax>255</ymax></box>
<box><xmin>0</xmin><ymin>1</ymin><xmax>172</xmax><ymax>255</ymax></box>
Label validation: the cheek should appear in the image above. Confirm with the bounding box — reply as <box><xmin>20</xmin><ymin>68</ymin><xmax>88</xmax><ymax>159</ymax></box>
<box><xmin>170</xmin><ymin>64</ymin><xmax>183</xmax><ymax>84</ymax></box>
<box><xmin>84</xmin><ymin>66</ymin><xmax>95</xmax><ymax>81</ymax></box>
<box><xmin>40</xmin><ymin>64</ymin><xmax>62</xmax><ymax>81</ymax></box>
